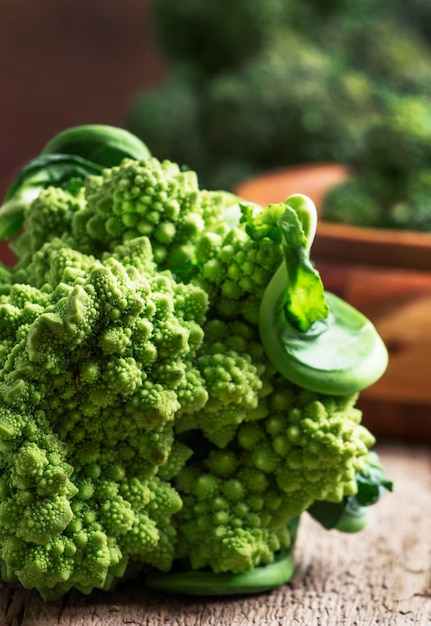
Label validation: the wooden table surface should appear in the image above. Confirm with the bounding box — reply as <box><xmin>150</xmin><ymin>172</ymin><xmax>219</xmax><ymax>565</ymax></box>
<box><xmin>1</xmin><ymin>443</ymin><xmax>430</xmax><ymax>626</ymax></box>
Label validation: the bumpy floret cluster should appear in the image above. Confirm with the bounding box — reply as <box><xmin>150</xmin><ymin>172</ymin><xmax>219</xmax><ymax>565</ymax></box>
<box><xmin>11</xmin><ymin>159</ymin><xmax>245</xmax><ymax>279</ymax></box>
<box><xmin>78</xmin><ymin>158</ymin><xmax>202</xmax><ymax>262</ymax></box>
<box><xmin>174</xmin><ymin>374</ymin><xmax>374</xmax><ymax>573</ymax></box>
<box><xmin>194</xmin><ymin>227</ymin><xmax>283</xmax><ymax>323</ymax></box>
<box><xmin>10</xmin><ymin>186</ymin><xmax>86</xmax><ymax>265</ymax></box>
<box><xmin>238</xmin><ymin>383</ymin><xmax>374</xmax><ymax>513</ymax></box>
<box><xmin>0</xmin><ymin>234</ymin><xmax>208</xmax><ymax>598</ymax></box>
<box><xmin>0</xmin><ymin>155</ymin><xmax>380</xmax><ymax>599</ymax></box>
<box><xmin>177</xmin><ymin>319</ymin><xmax>271</xmax><ymax>448</ymax></box>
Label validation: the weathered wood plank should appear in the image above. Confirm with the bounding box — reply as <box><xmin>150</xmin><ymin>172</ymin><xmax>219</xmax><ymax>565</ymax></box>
<box><xmin>0</xmin><ymin>444</ymin><xmax>430</xmax><ymax>625</ymax></box>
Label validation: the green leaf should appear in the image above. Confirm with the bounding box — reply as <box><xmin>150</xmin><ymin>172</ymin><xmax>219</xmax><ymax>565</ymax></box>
<box><xmin>307</xmin><ymin>499</ymin><xmax>347</xmax><ymax>530</ymax></box>
<box><xmin>278</xmin><ymin>204</ymin><xmax>328</xmax><ymax>332</ymax></box>
<box><xmin>4</xmin><ymin>153</ymin><xmax>103</xmax><ymax>203</ymax></box>
<box><xmin>0</xmin><ymin>154</ymin><xmax>103</xmax><ymax>240</ymax></box>
<box><xmin>241</xmin><ymin>201</ymin><xmax>285</xmax><ymax>242</ymax></box>
<box><xmin>0</xmin><ymin>125</ymin><xmax>150</xmax><ymax>241</ymax></box>
<box><xmin>40</xmin><ymin>124</ymin><xmax>151</xmax><ymax>167</ymax></box>
<box><xmin>355</xmin><ymin>451</ymin><xmax>393</xmax><ymax>506</ymax></box>
<box><xmin>258</xmin><ymin>194</ymin><xmax>389</xmax><ymax>395</ymax></box>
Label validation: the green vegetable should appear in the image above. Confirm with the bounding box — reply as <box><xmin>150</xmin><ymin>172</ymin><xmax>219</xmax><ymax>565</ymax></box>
<box><xmin>0</xmin><ymin>154</ymin><xmax>103</xmax><ymax>240</ymax></box>
<box><xmin>128</xmin><ymin>0</ymin><xmax>431</xmax><ymax>229</ymax></box>
<box><xmin>41</xmin><ymin>124</ymin><xmax>151</xmax><ymax>167</ymax></box>
<box><xmin>146</xmin><ymin>519</ymin><xmax>299</xmax><ymax>595</ymax></box>
<box><xmin>0</xmin><ymin>125</ymin><xmax>151</xmax><ymax>240</ymax></box>
<box><xmin>322</xmin><ymin>94</ymin><xmax>431</xmax><ymax>231</ymax></box>
<box><xmin>0</xmin><ymin>126</ymin><xmax>390</xmax><ymax>600</ymax></box>
<box><xmin>255</xmin><ymin>194</ymin><xmax>388</xmax><ymax>395</ymax></box>
<box><xmin>308</xmin><ymin>451</ymin><xmax>393</xmax><ymax>532</ymax></box>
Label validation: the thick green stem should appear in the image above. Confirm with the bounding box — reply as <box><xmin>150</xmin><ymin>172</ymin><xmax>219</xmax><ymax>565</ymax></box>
<box><xmin>145</xmin><ymin>547</ymin><xmax>296</xmax><ymax>596</ymax></box>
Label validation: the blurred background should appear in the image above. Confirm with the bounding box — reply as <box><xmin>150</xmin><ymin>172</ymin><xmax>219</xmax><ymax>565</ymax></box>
<box><xmin>3</xmin><ymin>0</ymin><xmax>431</xmax><ymax>227</ymax></box>
<box><xmin>0</xmin><ymin>0</ymin><xmax>165</xmax><ymax>197</ymax></box>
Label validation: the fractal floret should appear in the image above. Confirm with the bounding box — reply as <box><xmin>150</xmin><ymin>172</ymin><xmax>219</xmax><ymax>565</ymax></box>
<box><xmin>0</xmin><ymin>126</ymin><xmax>391</xmax><ymax>599</ymax></box>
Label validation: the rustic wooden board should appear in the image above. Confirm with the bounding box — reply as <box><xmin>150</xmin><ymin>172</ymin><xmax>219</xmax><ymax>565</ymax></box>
<box><xmin>1</xmin><ymin>444</ymin><xmax>430</xmax><ymax>625</ymax></box>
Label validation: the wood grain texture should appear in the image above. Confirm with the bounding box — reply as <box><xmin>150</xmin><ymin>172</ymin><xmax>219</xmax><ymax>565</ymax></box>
<box><xmin>1</xmin><ymin>444</ymin><xmax>430</xmax><ymax>625</ymax></box>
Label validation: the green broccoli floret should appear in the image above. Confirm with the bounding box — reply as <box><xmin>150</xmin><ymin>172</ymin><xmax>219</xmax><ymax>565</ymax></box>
<box><xmin>127</xmin><ymin>0</ymin><xmax>431</xmax><ymax>208</ymax></box>
<box><xmin>357</xmin><ymin>93</ymin><xmax>431</xmax><ymax>177</ymax></box>
<box><xmin>321</xmin><ymin>172</ymin><xmax>398</xmax><ymax>228</ymax></box>
<box><xmin>322</xmin><ymin>157</ymin><xmax>431</xmax><ymax>232</ymax></box>
<box><xmin>388</xmin><ymin>170</ymin><xmax>431</xmax><ymax>231</ymax></box>
<box><xmin>319</xmin><ymin>12</ymin><xmax>431</xmax><ymax>93</ymax></box>
<box><xmin>202</xmin><ymin>33</ymin><xmax>336</xmax><ymax>166</ymax></box>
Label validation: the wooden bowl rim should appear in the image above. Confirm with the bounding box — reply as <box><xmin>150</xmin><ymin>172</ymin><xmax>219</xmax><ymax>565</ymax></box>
<box><xmin>234</xmin><ymin>163</ymin><xmax>431</xmax><ymax>271</ymax></box>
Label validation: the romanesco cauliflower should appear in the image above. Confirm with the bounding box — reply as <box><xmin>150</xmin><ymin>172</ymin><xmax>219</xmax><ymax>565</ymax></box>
<box><xmin>0</xmin><ymin>125</ymin><xmax>390</xmax><ymax>599</ymax></box>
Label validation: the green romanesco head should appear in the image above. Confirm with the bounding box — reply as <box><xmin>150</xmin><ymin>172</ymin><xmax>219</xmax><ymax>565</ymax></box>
<box><xmin>10</xmin><ymin>157</ymin><xmax>246</xmax><ymax>282</ymax></box>
<box><xmin>175</xmin><ymin>447</ymin><xmax>294</xmax><ymax>573</ymax></box>
<box><xmin>81</xmin><ymin>157</ymin><xmax>200</xmax><ymax>260</ymax></box>
<box><xmin>238</xmin><ymin>381</ymin><xmax>375</xmax><ymax>516</ymax></box>
<box><xmin>0</xmin><ymin>147</ymin><xmax>386</xmax><ymax>598</ymax></box>
<box><xmin>0</xmin><ymin>235</ymin><xmax>209</xmax><ymax>598</ymax></box>
<box><xmin>73</xmin><ymin>158</ymin><xmax>244</xmax><ymax>273</ymax></box>
<box><xmin>176</xmin><ymin>318</ymin><xmax>272</xmax><ymax>448</ymax></box>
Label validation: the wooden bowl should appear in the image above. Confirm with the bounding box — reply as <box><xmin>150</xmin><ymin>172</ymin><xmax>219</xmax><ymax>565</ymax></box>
<box><xmin>235</xmin><ymin>164</ymin><xmax>431</xmax><ymax>441</ymax></box>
